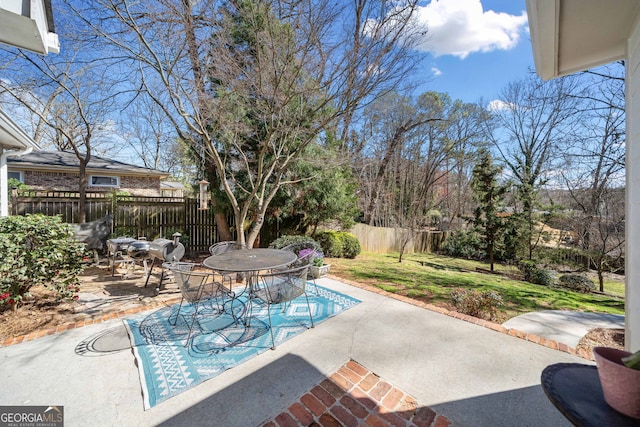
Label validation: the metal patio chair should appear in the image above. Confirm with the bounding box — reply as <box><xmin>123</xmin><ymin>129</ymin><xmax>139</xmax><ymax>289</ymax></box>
<box><xmin>165</xmin><ymin>262</ymin><xmax>233</xmax><ymax>347</ymax></box>
<box><xmin>208</xmin><ymin>241</ymin><xmax>247</xmax><ymax>288</ymax></box>
<box><xmin>252</xmin><ymin>264</ymin><xmax>314</xmax><ymax>350</ymax></box>
<box><xmin>208</xmin><ymin>241</ymin><xmax>246</xmax><ymax>255</ymax></box>
<box><xmin>280</xmin><ymin>242</ymin><xmax>322</xmax><ymax>293</ymax></box>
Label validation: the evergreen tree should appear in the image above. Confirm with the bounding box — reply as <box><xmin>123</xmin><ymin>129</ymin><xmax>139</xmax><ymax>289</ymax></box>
<box><xmin>471</xmin><ymin>150</ymin><xmax>507</xmax><ymax>271</ymax></box>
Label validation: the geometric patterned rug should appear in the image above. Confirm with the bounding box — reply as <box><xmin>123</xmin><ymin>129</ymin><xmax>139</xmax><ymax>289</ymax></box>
<box><xmin>123</xmin><ymin>284</ymin><xmax>360</xmax><ymax>409</ymax></box>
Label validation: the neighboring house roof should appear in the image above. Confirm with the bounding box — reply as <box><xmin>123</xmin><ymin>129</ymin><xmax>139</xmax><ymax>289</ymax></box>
<box><xmin>526</xmin><ymin>0</ymin><xmax>640</xmax><ymax>79</ymax></box>
<box><xmin>160</xmin><ymin>181</ymin><xmax>187</xmax><ymax>190</ymax></box>
<box><xmin>7</xmin><ymin>151</ymin><xmax>169</xmax><ymax>178</ymax></box>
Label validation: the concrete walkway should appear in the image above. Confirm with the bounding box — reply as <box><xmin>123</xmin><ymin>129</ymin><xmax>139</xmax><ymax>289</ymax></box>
<box><xmin>503</xmin><ymin>310</ymin><xmax>625</xmax><ymax>348</ymax></box>
<box><xmin>0</xmin><ymin>277</ymin><xmax>588</xmax><ymax>426</ymax></box>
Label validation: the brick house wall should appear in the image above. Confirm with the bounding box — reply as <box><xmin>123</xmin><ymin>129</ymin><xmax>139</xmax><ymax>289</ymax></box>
<box><xmin>21</xmin><ymin>170</ymin><xmax>162</xmax><ymax>196</ymax></box>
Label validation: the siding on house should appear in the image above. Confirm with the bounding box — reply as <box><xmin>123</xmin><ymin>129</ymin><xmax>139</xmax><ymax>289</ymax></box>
<box><xmin>626</xmin><ymin>23</ymin><xmax>640</xmax><ymax>350</ymax></box>
<box><xmin>21</xmin><ymin>170</ymin><xmax>162</xmax><ymax>196</ymax></box>
<box><xmin>7</xmin><ymin>151</ymin><xmax>168</xmax><ymax>197</ymax></box>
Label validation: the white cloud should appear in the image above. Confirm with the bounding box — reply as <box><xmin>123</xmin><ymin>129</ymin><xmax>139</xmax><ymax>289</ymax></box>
<box><xmin>415</xmin><ymin>0</ymin><xmax>528</xmax><ymax>59</ymax></box>
<box><xmin>487</xmin><ymin>99</ymin><xmax>515</xmax><ymax>111</ymax></box>
<box><xmin>431</xmin><ymin>67</ymin><xmax>442</xmax><ymax>76</ymax></box>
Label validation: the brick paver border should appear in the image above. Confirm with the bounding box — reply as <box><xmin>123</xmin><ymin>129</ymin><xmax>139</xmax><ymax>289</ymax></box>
<box><xmin>262</xmin><ymin>360</ymin><xmax>452</xmax><ymax>427</ymax></box>
<box><xmin>1</xmin><ymin>297</ymin><xmax>181</xmax><ymax>348</ymax></box>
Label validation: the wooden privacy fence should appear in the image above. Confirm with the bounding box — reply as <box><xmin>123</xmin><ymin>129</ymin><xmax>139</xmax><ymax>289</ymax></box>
<box><xmin>10</xmin><ymin>190</ymin><xmax>224</xmax><ymax>253</ymax></box>
<box><xmin>350</xmin><ymin>223</ymin><xmax>449</xmax><ymax>254</ymax></box>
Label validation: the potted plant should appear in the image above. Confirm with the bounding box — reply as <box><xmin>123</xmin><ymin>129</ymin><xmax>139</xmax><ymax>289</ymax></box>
<box><xmin>593</xmin><ymin>347</ymin><xmax>640</xmax><ymax>418</ymax></box>
<box><xmin>309</xmin><ymin>253</ymin><xmax>330</xmax><ymax>278</ymax></box>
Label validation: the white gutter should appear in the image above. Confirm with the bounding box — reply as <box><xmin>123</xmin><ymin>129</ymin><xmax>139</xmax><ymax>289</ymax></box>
<box><xmin>0</xmin><ymin>147</ymin><xmax>33</xmax><ymax>217</ymax></box>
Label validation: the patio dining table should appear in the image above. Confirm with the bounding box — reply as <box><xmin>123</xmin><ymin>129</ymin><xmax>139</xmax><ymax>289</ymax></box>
<box><xmin>202</xmin><ymin>248</ymin><xmax>297</xmax><ymax>275</ymax></box>
<box><xmin>202</xmin><ymin>248</ymin><xmax>298</xmax><ymax>323</ymax></box>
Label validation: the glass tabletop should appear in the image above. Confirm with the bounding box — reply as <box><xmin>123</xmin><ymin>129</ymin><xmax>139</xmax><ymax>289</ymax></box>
<box><xmin>202</xmin><ymin>248</ymin><xmax>297</xmax><ymax>273</ymax></box>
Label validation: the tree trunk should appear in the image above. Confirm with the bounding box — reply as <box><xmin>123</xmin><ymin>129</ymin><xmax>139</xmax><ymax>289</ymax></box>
<box><xmin>489</xmin><ymin>243</ymin><xmax>495</xmax><ymax>272</ymax></box>
<box><xmin>210</xmin><ymin>197</ymin><xmax>233</xmax><ymax>242</ymax></box>
<box><xmin>598</xmin><ymin>268</ymin><xmax>604</xmax><ymax>293</ymax></box>
<box><xmin>246</xmin><ymin>212</ymin><xmax>265</xmax><ymax>249</ymax></box>
<box><xmin>78</xmin><ymin>160</ymin><xmax>88</xmax><ymax>223</ymax></box>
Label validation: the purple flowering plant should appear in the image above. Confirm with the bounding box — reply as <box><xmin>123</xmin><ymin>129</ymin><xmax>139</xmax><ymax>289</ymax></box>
<box><xmin>298</xmin><ymin>248</ymin><xmax>324</xmax><ymax>266</ymax></box>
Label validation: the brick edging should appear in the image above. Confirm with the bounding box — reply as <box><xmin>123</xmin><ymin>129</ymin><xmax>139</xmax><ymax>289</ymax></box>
<box><xmin>0</xmin><ymin>297</ymin><xmax>182</xmax><ymax>348</ymax></box>
<box><xmin>262</xmin><ymin>359</ymin><xmax>452</xmax><ymax>427</ymax></box>
<box><xmin>327</xmin><ymin>274</ymin><xmax>594</xmax><ymax>361</ymax></box>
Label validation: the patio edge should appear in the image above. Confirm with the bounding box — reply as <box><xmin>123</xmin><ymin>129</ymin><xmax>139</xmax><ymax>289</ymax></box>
<box><xmin>329</xmin><ymin>275</ymin><xmax>594</xmax><ymax>362</ymax></box>
<box><xmin>0</xmin><ymin>297</ymin><xmax>182</xmax><ymax>348</ymax></box>
<box><xmin>1</xmin><ymin>274</ymin><xmax>596</xmax><ymax>361</ymax></box>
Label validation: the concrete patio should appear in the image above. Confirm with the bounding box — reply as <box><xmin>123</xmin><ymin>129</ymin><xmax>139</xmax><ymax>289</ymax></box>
<box><xmin>0</xmin><ymin>276</ymin><xmax>588</xmax><ymax>426</ymax></box>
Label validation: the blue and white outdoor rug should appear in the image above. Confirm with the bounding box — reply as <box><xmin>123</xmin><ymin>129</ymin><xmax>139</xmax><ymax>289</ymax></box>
<box><xmin>124</xmin><ymin>284</ymin><xmax>360</xmax><ymax>409</ymax></box>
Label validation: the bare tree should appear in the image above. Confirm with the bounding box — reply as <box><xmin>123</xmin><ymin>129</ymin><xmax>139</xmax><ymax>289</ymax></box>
<box><xmin>70</xmin><ymin>0</ymin><xmax>426</xmax><ymax>247</ymax></box>
<box><xmin>360</xmin><ymin>92</ymin><xmax>441</xmax><ymax>226</ymax></box>
<box><xmin>490</xmin><ymin>74</ymin><xmax>580</xmax><ymax>259</ymax></box>
<box><xmin>118</xmin><ymin>94</ymin><xmax>177</xmax><ymax>171</ymax></box>
<box><xmin>562</xmin><ymin>63</ymin><xmax>625</xmax><ymax>253</ymax></box>
<box><xmin>441</xmin><ymin>100</ymin><xmax>493</xmax><ymax>230</ymax></box>
<box><xmin>354</xmin><ymin>91</ymin><xmax>487</xmax><ymax>261</ymax></box>
<box><xmin>0</xmin><ymin>26</ymin><xmax>122</xmax><ymax>222</ymax></box>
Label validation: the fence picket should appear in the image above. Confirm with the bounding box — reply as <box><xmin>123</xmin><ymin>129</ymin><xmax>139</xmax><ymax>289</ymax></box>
<box><xmin>10</xmin><ymin>190</ymin><xmax>223</xmax><ymax>254</ymax></box>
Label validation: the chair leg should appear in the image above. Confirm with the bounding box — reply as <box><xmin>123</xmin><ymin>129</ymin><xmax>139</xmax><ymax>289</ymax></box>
<box><xmin>184</xmin><ymin>302</ymin><xmax>200</xmax><ymax>348</ymax></box>
<box><xmin>266</xmin><ymin>304</ymin><xmax>276</xmax><ymax>350</ymax></box>
<box><xmin>303</xmin><ymin>292</ymin><xmax>315</xmax><ymax>328</ymax></box>
<box><xmin>170</xmin><ymin>297</ymin><xmax>185</xmax><ymax>326</ymax></box>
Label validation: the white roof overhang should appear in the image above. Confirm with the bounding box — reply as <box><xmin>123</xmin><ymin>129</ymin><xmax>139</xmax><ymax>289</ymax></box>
<box><xmin>0</xmin><ymin>0</ymin><xmax>59</xmax><ymax>55</ymax></box>
<box><xmin>0</xmin><ymin>109</ymin><xmax>40</xmax><ymax>151</ymax></box>
<box><xmin>526</xmin><ymin>0</ymin><xmax>640</xmax><ymax>79</ymax></box>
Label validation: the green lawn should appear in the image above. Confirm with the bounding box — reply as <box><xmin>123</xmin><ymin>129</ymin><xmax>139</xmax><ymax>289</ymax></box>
<box><xmin>328</xmin><ymin>252</ymin><xmax>625</xmax><ymax>321</ymax></box>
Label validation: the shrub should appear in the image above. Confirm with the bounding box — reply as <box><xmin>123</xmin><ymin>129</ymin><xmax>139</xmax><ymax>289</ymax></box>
<box><xmin>268</xmin><ymin>235</ymin><xmax>322</xmax><ymax>253</ymax></box>
<box><xmin>450</xmin><ymin>288</ymin><xmax>504</xmax><ymax>320</ymax></box>
<box><xmin>315</xmin><ymin>231</ymin><xmax>361</xmax><ymax>258</ymax></box>
<box><xmin>518</xmin><ymin>260</ymin><xmax>555</xmax><ymax>286</ymax></box>
<box><xmin>0</xmin><ymin>214</ymin><xmax>86</xmax><ymax>309</ymax></box>
<box><xmin>315</xmin><ymin>231</ymin><xmax>343</xmax><ymax>257</ymax></box>
<box><xmin>558</xmin><ymin>274</ymin><xmax>595</xmax><ymax>293</ymax></box>
<box><xmin>442</xmin><ymin>230</ymin><xmax>484</xmax><ymax>260</ymax></box>
<box><xmin>340</xmin><ymin>232</ymin><xmax>361</xmax><ymax>259</ymax></box>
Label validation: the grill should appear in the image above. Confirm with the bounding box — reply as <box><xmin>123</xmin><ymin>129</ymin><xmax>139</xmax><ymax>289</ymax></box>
<box><xmin>106</xmin><ymin>237</ymin><xmax>137</xmax><ymax>256</ymax></box>
<box><xmin>106</xmin><ymin>237</ymin><xmax>152</xmax><ymax>277</ymax></box>
<box><xmin>148</xmin><ymin>237</ymin><xmax>185</xmax><ymax>262</ymax></box>
<box><xmin>127</xmin><ymin>240</ymin><xmax>151</xmax><ymax>259</ymax></box>
<box><xmin>144</xmin><ymin>233</ymin><xmax>185</xmax><ymax>295</ymax></box>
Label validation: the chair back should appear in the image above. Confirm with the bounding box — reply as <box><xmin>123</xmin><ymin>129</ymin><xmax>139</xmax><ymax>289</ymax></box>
<box><xmin>257</xmin><ymin>265</ymin><xmax>309</xmax><ymax>304</ymax></box>
<box><xmin>209</xmin><ymin>241</ymin><xmax>246</xmax><ymax>256</ymax></box>
<box><xmin>164</xmin><ymin>262</ymin><xmax>210</xmax><ymax>303</ymax></box>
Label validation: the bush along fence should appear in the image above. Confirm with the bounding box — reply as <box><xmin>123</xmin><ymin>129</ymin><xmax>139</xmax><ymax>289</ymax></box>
<box><xmin>10</xmin><ymin>190</ymin><xmax>226</xmax><ymax>254</ymax></box>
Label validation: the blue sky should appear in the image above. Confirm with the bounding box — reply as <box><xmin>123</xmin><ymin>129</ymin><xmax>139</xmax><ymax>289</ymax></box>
<box><xmin>410</xmin><ymin>0</ymin><xmax>534</xmax><ymax>104</ymax></box>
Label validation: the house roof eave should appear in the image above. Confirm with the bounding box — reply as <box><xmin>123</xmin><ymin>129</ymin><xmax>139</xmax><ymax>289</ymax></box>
<box><xmin>6</xmin><ymin>151</ymin><xmax>169</xmax><ymax>178</ymax></box>
<box><xmin>0</xmin><ymin>110</ymin><xmax>41</xmax><ymax>151</ymax></box>
<box><xmin>526</xmin><ymin>0</ymin><xmax>640</xmax><ymax>79</ymax></box>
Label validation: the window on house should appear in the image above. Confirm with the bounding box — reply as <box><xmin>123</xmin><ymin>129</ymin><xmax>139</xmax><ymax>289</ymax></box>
<box><xmin>89</xmin><ymin>175</ymin><xmax>119</xmax><ymax>187</ymax></box>
<box><xmin>8</xmin><ymin>171</ymin><xmax>23</xmax><ymax>183</ymax></box>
